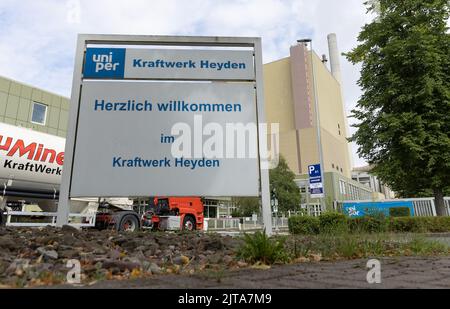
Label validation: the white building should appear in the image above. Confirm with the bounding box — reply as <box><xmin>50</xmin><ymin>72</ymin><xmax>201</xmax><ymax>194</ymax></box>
<box><xmin>352</xmin><ymin>166</ymin><xmax>395</xmax><ymax>200</ymax></box>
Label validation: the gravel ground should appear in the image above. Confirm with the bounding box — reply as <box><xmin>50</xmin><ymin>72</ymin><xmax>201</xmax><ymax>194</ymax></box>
<box><xmin>0</xmin><ymin>226</ymin><xmax>244</xmax><ymax>288</ymax></box>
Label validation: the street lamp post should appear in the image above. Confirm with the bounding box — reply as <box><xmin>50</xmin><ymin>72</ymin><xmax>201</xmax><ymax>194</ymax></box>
<box><xmin>297</xmin><ymin>38</ymin><xmax>326</xmax><ymax>213</ymax></box>
<box><xmin>271</xmin><ymin>188</ymin><xmax>279</xmax><ymax>231</ymax></box>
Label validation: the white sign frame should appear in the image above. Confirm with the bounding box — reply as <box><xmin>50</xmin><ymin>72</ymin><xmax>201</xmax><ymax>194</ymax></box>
<box><xmin>56</xmin><ymin>34</ymin><xmax>272</xmax><ymax>235</ymax></box>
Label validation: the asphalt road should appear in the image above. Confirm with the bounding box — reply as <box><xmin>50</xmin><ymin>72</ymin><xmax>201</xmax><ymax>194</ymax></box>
<box><xmin>71</xmin><ymin>256</ymin><xmax>450</xmax><ymax>289</ymax></box>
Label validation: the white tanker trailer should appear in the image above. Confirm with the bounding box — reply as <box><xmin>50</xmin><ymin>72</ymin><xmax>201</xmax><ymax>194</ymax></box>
<box><xmin>0</xmin><ymin>122</ymin><xmax>65</xmax><ymax>211</ymax></box>
<box><xmin>0</xmin><ymin>122</ymin><xmax>133</xmax><ymax>227</ymax></box>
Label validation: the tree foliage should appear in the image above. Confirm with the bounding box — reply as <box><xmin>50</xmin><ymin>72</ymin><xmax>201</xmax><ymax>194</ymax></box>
<box><xmin>232</xmin><ymin>156</ymin><xmax>301</xmax><ymax>216</ymax></box>
<box><xmin>345</xmin><ymin>0</ymin><xmax>450</xmax><ymax>214</ymax></box>
<box><xmin>269</xmin><ymin>156</ymin><xmax>301</xmax><ymax>211</ymax></box>
<box><xmin>231</xmin><ymin>197</ymin><xmax>260</xmax><ymax>217</ymax></box>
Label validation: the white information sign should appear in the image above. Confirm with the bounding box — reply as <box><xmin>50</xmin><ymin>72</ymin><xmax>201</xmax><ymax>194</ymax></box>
<box><xmin>83</xmin><ymin>48</ymin><xmax>254</xmax><ymax>80</ymax></box>
<box><xmin>125</xmin><ymin>49</ymin><xmax>255</xmax><ymax>80</ymax></box>
<box><xmin>58</xmin><ymin>35</ymin><xmax>271</xmax><ymax>234</ymax></box>
<box><xmin>70</xmin><ymin>81</ymin><xmax>259</xmax><ymax>197</ymax></box>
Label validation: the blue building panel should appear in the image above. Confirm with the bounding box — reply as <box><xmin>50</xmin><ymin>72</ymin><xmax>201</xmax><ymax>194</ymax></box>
<box><xmin>342</xmin><ymin>201</ymin><xmax>414</xmax><ymax>217</ymax></box>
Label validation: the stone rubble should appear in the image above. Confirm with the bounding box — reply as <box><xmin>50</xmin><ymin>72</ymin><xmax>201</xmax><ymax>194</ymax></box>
<box><xmin>0</xmin><ymin>226</ymin><xmax>244</xmax><ymax>287</ymax></box>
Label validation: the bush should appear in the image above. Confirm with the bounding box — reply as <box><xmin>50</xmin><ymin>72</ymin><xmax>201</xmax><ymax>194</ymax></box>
<box><xmin>288</xmin><ymin>216</ymin><xmax>319</xmax><ymax>235</ymax></box>
<box><xmin>289</xmin><ymin>213</ymin><xmax>450</xmax><ymax>235</ymax></box>
<box><xmin>389</xmin><ymin>207</ymin><xmax>411</xmax><ymax>217</ymax></box>
<box><xmin>238</xmin><ymin>231</ymin><xmax>289</xmax><ymax>264</ymax></box>
<box><xmin>319</xmin><ymin>212</ymin><xmax>348</xmax><ymax>234</ymax></box>
<box><xmin>389</xmin><ymin>216</ymin><xmax>450</xmax><ymax>233</ymax></box>
<box><xmin>348</xmin><ymin>213</ymin><xmax>389</xmax><ymax>233</ymax></box>
<box><xmin>389</xmin><ymin>217</ymin><xmax>425</xmax><ymax>233</ymax></box>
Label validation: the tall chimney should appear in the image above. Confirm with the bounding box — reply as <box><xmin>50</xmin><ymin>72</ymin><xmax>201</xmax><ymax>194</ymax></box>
<box><xmin>327</xmin><ymin>33</ymin><xmax>353</xmax><ymax>169</ymax></box>
<box><xmin>327</xmin><ymin>33</ymin><xmax>342</xmax><ymax>84</ymax></box>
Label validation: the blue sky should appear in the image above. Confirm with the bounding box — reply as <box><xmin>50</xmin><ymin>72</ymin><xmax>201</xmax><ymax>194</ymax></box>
<box><xmin>0</xmin><ymin>0</ymin><xmax>375</xmax><ymax>167</ymax></box>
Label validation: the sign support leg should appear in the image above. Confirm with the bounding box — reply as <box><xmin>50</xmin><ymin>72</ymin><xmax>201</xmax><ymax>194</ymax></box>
<box><xmin>254</xmin><ymin>38</ymin><xmax>273</xmax><ymax>236</ymax></box>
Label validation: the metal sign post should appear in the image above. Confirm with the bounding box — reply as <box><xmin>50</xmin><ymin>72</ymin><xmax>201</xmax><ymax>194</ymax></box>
<box><xmin>56</xmin><ymin>34</ymin><xmax>272</xmax><ymax>235</ymax></box>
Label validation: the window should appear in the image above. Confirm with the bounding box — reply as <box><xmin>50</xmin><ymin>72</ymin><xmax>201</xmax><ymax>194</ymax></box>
<box><xmin>31</xmin><ymin>102</ymin><xmax>47</xmax><ymax>125</ymax></box>
<box><xmin>339</xmin><ymin>180</ymin><xmax>346</xmax><ymax>194</ymax></box>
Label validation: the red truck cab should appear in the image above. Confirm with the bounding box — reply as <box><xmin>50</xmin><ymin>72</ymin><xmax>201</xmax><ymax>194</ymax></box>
<box><xmin>149</xmin><ymin>197</ymin><xmax>204</xmax><ymax>231</ymax></box>
<box><xmin>96</xmin><ymin>196</ymin><xmax>204</xmax><ymax>232</ymax></box>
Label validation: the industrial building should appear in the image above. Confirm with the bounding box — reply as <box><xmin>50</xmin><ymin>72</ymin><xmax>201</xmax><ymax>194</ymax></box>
<box><xmin>263</xmin><ymin>34</ymin><xmax>382</xmax><ymax>210</ymax></box>
<box><xmin>352</xmin><ymin>165</ymin><xmax>395</xmax><ymax>200</ymax></box>
<box><xmin>0</xmin><ymin>77</ymin><xmax>69</xmax><ymax>137</ymax></box>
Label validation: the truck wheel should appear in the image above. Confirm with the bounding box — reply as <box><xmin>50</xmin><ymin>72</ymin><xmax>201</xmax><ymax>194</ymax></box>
<box><xmin>118</xmin><ymin>214</ymin><xmax>139</xmax><ymax>232</ymax></box>
<box><xmin>183</xmin><ymin>216</ymin><xmax>196</xmax><ymax>231</ymax></box>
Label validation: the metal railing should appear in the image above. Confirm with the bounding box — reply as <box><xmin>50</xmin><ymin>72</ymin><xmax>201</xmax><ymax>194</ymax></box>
<box><xmin>306</xmin><ymin>203</ymin><xmax>323</xmax><ymax>217</ymax></box>
<box><xmin>272</xmin><ymin>216</ymin><xmax>289</xmax><ymax>230</ymax></box>
<box><xmin>412</xmin><ymin>198</ymin><xmax>436</xmax><ymax>217</ymax></box>
<box><xmin>205</xmin><ymin>214</ymin><xmax>293</xmax><ymax>232</ymax></box>
<box><xmin>204</xmin><ymin>217</ymin><xmax>240</xmax><ymax>230</ymax></box>
<box><xmin>4</xmin><ymin>210</ymin><xmax>96</xmax><ymax>228</ymax></box>
<box><xmin>445</xmin><ymin>197</ymin><xmax>450</xmax><ymax>216</ymax></box>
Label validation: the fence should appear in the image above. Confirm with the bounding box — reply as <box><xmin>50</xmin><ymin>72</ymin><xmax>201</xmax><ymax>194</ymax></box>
<box><xmin>4</xmin><ymin>210</ymin><xmax>96</xmax><ymax>228</ymax></box>
<box><xmin>205</xmin><ymin>203</ymin><xmax>323</xmax><ymax>232</ymax></box>
<box><xmin>412</xmin><ymin>198</ymin><xmax>436</xmax><ymax>216</ymax></box>
<box><xmin>305</xmin><ymin>203</ymin><xmax>323</xmax><ymax>217</ymax></box>
<box><xmin>393</xmin><ymin>197</ymin><xmax>450</xmax><ymax>217</ymax></box>
<box><xmin>204</xmin><ymin>218</ymin><xmax>240</xmax><ymax>231</ymax></box>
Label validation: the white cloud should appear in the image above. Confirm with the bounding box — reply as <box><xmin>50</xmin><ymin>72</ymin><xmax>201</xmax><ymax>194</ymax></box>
<box><xmin>0</xmin><ymin>0</ymin><xmax>372</xmax><ymax>167</ymax></box>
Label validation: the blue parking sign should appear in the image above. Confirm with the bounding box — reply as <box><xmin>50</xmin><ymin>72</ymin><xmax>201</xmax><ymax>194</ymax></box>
<box><xmin>308</xmin><ymin>164</ymin><xmax>321</xmax><ymax>178</ymax></box>
<box><xmin>308</xmin><ymin>164</ymin><xmax>324</xmax><ymax>198</ymax></box>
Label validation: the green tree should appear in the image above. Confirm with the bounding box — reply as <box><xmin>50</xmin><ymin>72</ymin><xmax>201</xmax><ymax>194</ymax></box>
<box><xmin>231</xmin><ymin>197</ymin><xmax>260</xmax><ymax>217</ymax></box>
<box><xmin>269</xmin><ymin>156</ymin><xmax>301</xmax><ymax>212</ymax></box>
<box><xmin>345</xmin><ymin>0</ymin><xmax>450</xmax><ymax>215</ymax></box>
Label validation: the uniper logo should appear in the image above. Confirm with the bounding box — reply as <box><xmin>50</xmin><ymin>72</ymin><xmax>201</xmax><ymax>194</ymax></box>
<box><xmin>84</xmin><ymin>48</ymin><xmax>126</xmax><ymax>78</ymax></box>
<box><xmin>93</xmin><ymin>52</ymin><xmax>120</xmax><ymax>73</ymax></box>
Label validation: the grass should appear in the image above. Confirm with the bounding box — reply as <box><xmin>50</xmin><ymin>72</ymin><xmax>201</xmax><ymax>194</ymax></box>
<box><xmin>237</xmin><ymin>231</ymin><xmax>290</xmax><ymax>264</ymax></box>
<box><xmin>283</xmin><ymin>233</ymin><xmax>450</xmax><ymax>261</ymax></box>
<box><xmin>404</xmin><ymin>236</ymin><xmax>449</xmax><ymax>255</ymax></box>
<box><xmin>237</xmin><ymin>231</ymin><xmax>450</xmax><ymax>265</ymax></box>
<box><xmin>196</xmin><ymin>266</ymin><xmax>227</xmax><ymax>283</ymax></box>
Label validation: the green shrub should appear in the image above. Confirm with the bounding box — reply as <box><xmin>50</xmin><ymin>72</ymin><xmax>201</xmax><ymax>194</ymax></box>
<box><xmin>388</xmin><ymin>217</ymin><xmax>423</xmax><ymax>232</ymax></box>
<box><xmin>288</xmin><ymin>215</ymin><xmax>320</xmax><ymax>235</ymax></box>
<box><xmin>238</xmin><ymin>231</ymin><xmax>289</xmax><ymax>264</ymax></box>
<box><xmin>389</xmin><ymin>216</ymin><xmax>450</xmax><ymax>233</ymax></box>
<box><xmin>348</xmin><ymin>213</ymin><xmax>389</xmax><ymax>233</ymax></box>
<box><xmin>319</xmin><ymin>212</ymin><xmax>348</xmax><ymax>234</ymax></box>
<box><xmin>290</xmin><ymin>213</ymin><xmax>450</xmax><ymax>235</ymax></box>
<box><xmin>422</xmin><ymin>217</ymin><xmax>450</xmax><ymax>232</ymax></box>
<box><xmin>389</xmin><ymin>207</ymin><xmax>411</xmax><ymax>217</ymax></box>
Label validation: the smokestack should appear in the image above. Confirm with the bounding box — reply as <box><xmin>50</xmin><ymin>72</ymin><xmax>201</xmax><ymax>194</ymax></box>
<box><xmin>327</xmin><ymin>33</ymin><xmax>353</xmax><ymax>169</ymax></box>
<box><xmin>327</xmin><ymin>33</ymin><xmax>342</xmax><ymax>84</ymax></box>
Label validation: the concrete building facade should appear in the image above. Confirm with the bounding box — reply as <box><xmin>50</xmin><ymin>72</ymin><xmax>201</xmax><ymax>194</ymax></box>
<box><xmin>264</xmin><ymin>35</ymin><xmax>380</xmax><ymax>209</ymax></box>
<box><xmin>0</xmin><ymin>76</ymin><xmax>69</xmax><ymax>137</ymax></box>
<box><xmin>352</xmin><ymin>166</ymin><xmax>395</xmax><ymax>200</ymax></box>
